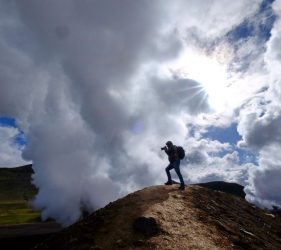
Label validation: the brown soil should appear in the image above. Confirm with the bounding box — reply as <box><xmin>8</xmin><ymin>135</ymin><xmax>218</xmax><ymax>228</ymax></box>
<box><xmin>32</xmin><ymin>184</ymin><xmax>281</xmax><ymax>250</ymax></box>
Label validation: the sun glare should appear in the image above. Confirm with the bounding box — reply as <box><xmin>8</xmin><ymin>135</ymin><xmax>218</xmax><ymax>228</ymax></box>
<box><xmin>166</xmin><ymin>48</ymin><xmax>237</xmax><ymax>112</ymax></box>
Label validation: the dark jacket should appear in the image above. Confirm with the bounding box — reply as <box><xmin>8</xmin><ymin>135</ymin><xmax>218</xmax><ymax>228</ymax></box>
<box><xmin>165</xmin><ymin>145</ymin><xmax>179</xmax><ymax>163</ymax></box>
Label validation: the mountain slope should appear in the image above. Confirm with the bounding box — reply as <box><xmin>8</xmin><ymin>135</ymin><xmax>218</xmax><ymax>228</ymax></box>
<box><xmin>196</xmin><ymin>181</ymin><xmax>246</xmax><ymax>199</ymax></box>
<box><xmin>0</xmin><ymin>164</ymin><xmax>37</xmax><ymax>201</ymax></box>
<box><xmin>34</xmin><ymin>184</ymin><xmax>281</xmax><ymax>250</ymax></box>
<box><xmin>0</xmin><ymin>164</ymin><xmax>40</xmax><ymax>225</ymax></box>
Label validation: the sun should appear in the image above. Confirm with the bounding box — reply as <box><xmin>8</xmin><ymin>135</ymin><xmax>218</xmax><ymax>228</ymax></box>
<box><xmin>165</xmin><ymin>47</ymin><xmax>237</xmax><ymax>112</ymax></box>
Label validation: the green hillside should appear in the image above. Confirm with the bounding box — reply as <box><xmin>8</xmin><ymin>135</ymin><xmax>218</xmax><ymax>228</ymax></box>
<box><xmin>0</xmin><ymin>165</ymin><xmax>40</xmax><ymax>225</ymax></box>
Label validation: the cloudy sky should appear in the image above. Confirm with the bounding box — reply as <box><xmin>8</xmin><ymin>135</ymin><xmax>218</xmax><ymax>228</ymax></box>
<box><xmin>0</xmin><ymin>0</ymin><xmax>281</xmax><ymax>225</ymax></box>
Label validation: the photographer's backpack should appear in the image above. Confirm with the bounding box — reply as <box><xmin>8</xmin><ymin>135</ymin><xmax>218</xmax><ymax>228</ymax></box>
<box><xmin>177</xmin><ymin>146</ymin><xmax>185</xmax><ymax>160</ymax></box>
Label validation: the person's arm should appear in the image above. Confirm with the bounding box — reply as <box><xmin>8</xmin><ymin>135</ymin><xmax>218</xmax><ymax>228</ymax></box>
<box><xmin>164</xmin><ymin>146</ymin><xmax>168</xmax><ymax>155</ymax></box>
<box><xmin>165</xmin><ymin>147</ymin><xmax>174</xmax><ymax>156</ymax></box>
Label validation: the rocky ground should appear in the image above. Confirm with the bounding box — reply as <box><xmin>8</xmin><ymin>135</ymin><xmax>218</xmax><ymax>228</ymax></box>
<box><xmin>33</xmin><ymin>184</ymin><xmax>281</xmax><ymax>250</ymax></box>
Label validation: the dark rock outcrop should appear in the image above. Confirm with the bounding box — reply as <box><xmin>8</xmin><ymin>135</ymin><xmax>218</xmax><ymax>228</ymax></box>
<box><xmin>196</xmin><ymin>181</ymin><xmax>246</xmax><ymax>199</ymax></box>
<box><xmin>133</xmin><ymin>216</ymin><xmax>159</xmax><ymax>236</ymax></box>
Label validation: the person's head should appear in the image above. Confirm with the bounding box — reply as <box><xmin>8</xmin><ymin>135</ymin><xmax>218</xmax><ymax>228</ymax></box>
<box><xmin>166</xmin><ymin>141</ymin><xmax>173</xmax><ymax>148</ymax></box>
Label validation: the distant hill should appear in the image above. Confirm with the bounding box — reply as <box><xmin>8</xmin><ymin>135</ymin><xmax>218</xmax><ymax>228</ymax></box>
<box><xmin>196</xmin><ymin>181</ymin><xmax>246</xmax><ymax>199</ymax></box>
<box><xmin>0</xmin><ymin>165</ymin><xmax>62</xmax><ymax>250</ymax></box>
<box><xmin>34</xmin><ymin>184</ymin><xmax>281</xmax><ymax>250</ymax></box>
<box><xmin>0</xmin><ymin>164</ymin><xmax>40</xmax><ymax>226</ymax></box>
<box><xmin>0</xmin><ymin>164</ymin><xmax>37</xmax><ymax>201</ymax></box>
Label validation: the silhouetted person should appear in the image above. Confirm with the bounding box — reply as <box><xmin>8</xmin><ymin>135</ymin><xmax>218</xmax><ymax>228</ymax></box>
<box><xmin>161</xmin><ymin>141</ymin><xmax>185</xmax><ymax>190</ymax></box>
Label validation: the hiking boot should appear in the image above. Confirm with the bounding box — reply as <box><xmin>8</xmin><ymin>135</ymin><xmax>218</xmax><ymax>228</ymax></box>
<box><xmin>178</xmin><ymin>185</ymin><xmax>185</xmax><ymax>191</ymax></box>
<box><xmin>165</xmin><ymin>181</ymin><xmax>173</xmax><ymax>185</ymax></box>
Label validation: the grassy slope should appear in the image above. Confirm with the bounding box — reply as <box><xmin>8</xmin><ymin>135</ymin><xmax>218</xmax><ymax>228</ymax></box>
<box><xmin>0</xmin><ymin>165</ymin><xmax>40</xmax><ymax>225</ymax></box>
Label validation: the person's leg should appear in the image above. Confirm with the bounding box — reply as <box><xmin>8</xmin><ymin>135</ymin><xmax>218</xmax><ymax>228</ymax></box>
<box><xmin>165</xmin><ymin>163</ymin><xmax>174</xmax><ymax>184</ymax></box>
<box><xmin>174</xmin><ymin>160</ymin><xmax>185</xmax><ymax>188</ymax></box>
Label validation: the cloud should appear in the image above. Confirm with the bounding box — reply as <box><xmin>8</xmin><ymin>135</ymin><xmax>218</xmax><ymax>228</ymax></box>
<box><xmin>152</xmin><ymin>78</ymin><xmax>209</xmax><ymax>115</ymax></box>
<box><xmin>2</xmin><ymin>0</ymin><xmax>280</xmax><ymax>225</ymax></box>
<box><xmin>237</xmin><ymin>0</ymin><xmax>281</xmax><ymax>208</ymax></box>
<box><xmin>0</xmin><ymin>126</ymin><xmax>29</xmax><ymax>167</ymax></box>
<box><xmin>172</xmin><ymin>0</ymin><xmax>261</xmax><ymax>39</ymax></box>
<box><xmin>237</xmin><ymin>98</ymin><xmax>281</xmax><ymax>150</ymax></box>
<box><xmin>179</xmin><ymin>137</ymin><xmax>253</xmax><ymax>186</ymax></box>
<box><xmin>245</xmin><ymin>143</ymin><xmax>281</xmax><ymax>208</ymax></box>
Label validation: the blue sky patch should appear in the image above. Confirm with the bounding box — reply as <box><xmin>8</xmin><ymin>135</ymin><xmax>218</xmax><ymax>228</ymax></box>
<box><xmin>227</xmin><ymin>0</ymin><xmax>276</xmax><ymax>43</ymax></box>
<box><xmin>236</xmin><ymin>147</ymin><xmax>258</xmax><ymax>165</ymax></box>
<box><xmin>203</xmin><ymin>123</ymin><xmax>257</xmax><ymax>164</ymax></box>
<box><xmin>0</xmin><ymin>117</ymin><xmax>17</xmax><ymax>128</ymax></box>
<box><xmin>225</xmin><ymin>0</ymin><xmax>276</xmax><ymax>73</ymax></box>
<box><xmin>203</xmin><ymin>123</ymin><xmax>241</xmax><ymax>145</ymax></box>
<box><xmin>0</xmin><ymin>116</ymin><xmax>27</xmax><ymax>146</ymax></box>
<box><xmin>14</xmin><ymin>131</ymin><xmax>27</xmax><ymax>146</ymax></box>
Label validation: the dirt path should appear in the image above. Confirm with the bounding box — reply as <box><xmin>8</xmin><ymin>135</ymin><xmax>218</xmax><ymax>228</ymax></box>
<box><xmin>137</xmin><ymin>185</ymin><xmax>233</xmax><ymax>249</ymax></box>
